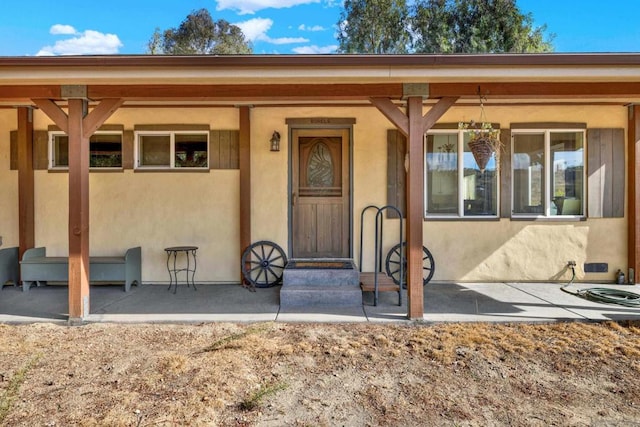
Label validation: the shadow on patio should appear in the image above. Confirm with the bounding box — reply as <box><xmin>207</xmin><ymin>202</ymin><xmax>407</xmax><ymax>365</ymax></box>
<box><xmin>1</xmin><ymin>281</ymin><xmax>639</xmax><ymax>323</ymax></box>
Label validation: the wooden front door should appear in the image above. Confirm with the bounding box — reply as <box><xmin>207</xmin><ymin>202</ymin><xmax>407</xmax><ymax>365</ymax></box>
<box><xmin>292</xmin><ymin>128</ymin><xmax>350</xmax><ymax>258</ymax></box>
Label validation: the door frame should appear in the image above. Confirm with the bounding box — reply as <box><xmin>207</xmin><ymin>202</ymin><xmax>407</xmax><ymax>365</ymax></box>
<box><xmin>286</xmin><ymin>118</ymin><xmax>355</xmax><ymax>259</ymax></box>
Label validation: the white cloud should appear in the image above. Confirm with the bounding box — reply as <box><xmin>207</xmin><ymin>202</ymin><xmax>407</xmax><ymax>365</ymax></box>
<box><xmin>50</xmin><ymin>24</ymin><xmax>76</xmax><ymax>35</ymax></box>
<box><xmin>235</xmin><ymin>18</ymin><xmax>308</xmax><ymax>44</ymax></box>
<box><xmin>292</xmin><ymin>44</ymin><xmax>338</xmax><ymax>54</ymax></box>
<box><xmin>235</xmin><ymin>17</ymin><xmax>273</xmax><ymax>41</ymax></box>
<box><xmin>37</xmin><ymin>29</ymin><xmax>123</xmax><ymax>56</ymax></box>
<box><xmin>268</xmin><ymin>36</ymin><xmax>309</xmax><ymax>45</ymax></box>
<box><xmin>217</xmin><ymin>0</ymin><xmax>320</xmax><ymax>15</ymax></box>
<box><xmin>298</xmin><ymin>24</ymin><xmax>326</xmax><ymax>32</ymax></box>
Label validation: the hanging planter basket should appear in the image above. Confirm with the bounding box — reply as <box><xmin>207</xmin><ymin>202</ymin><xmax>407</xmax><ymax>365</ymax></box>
<box><xmin>459</xmin><ymin>92</ymin><xmax>502</xmax><ymax>173</ymax></box>
<box><xmin>468</xmin><ymin>134</ymin><xmax>498</xmax><ymax>172</ymax></box>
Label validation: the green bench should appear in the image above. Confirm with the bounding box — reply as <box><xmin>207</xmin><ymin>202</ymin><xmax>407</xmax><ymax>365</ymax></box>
<box><xmin>0</xmin><ymin>247</ymin><xmax>19</xmax><ymax>289</ymax></box>
<box><xmin>20</xmin><ymin>247</ymin><xmax>141</xmax><ymax>292</ymax></box>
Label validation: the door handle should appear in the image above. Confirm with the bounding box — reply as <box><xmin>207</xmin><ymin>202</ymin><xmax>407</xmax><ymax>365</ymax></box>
<box><xmin>292</xmin><ymin>192</ymin><xmax>297</xmax><ymax>206</ymax></box>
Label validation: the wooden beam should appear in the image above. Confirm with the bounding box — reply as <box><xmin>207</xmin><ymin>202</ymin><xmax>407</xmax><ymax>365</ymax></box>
<box><xmin>82</xmin><ymin>98</ymin><xmax>124</xmax><ymax>138</ymax></box>
<box><xmin>32</xmin><ymin>99</ymin><xmax>68</xmax><ymax>134</ymax></box>
<box><xmin>628</xmin><ymin>105</ymin><xmax>640</xmax><ymax>283</ymax></box>
<box><xmin>429</xmin><ymin>82</ymin><xmax>640</xmax><ymax>99</ymax></box>
<box><xmin>369</xmin><ymin>97</ymin><xmax>409</xmax><ymax>136</ymax></box>
<box><xmin>5</xmin><ymin>81</ymin><xmax>640</xmax><ymax>103</ymax></box>
<box><xmin>406</xmin><ymin>97</ymin><xmax>424</xmax><ymax>319</ymax></box>
<box><xmin>422</xmin><ymin>97</ymin><xmax>459</xmax><ymax>131</ymax></box>
<box><xmin>1</xmin><ymin>86</ymin><xmax>61</xmax><ymax>100</ymax></box>
<box><xmin>89</xmin><ymin>84</ymin><xmax>404</xmax><ymax>101</ymax></box>
<box><xmin>17</xmin><ymin>107</ymin><xmax>34</xmax><ymax>260</ymax></box>
<box><xmin>67</xmin><ymin>99</ymin><xmax>90</xmax><ymax>321</ymax></box>
<box><xmin>5</xmin><ymin>82</ymin><xmax>640</xmax><ymax>104</ymax></box>
<box><xmin>239</xmin><ymin>106</ymin><xmax>251</xmax><ymax>282</ymax></box>
<box><xmin>55</xmin><ymin>81</ymin><xmax>640</xmax><ymax>100</ymax></box>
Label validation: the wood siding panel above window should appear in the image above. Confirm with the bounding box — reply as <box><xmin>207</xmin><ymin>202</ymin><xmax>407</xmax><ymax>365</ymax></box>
<box><xmin>122</xmin><ymin>130</ymin><xmax>134</xmax><ymax>169</ymax></box>
<box><xmin>10</xmin><ymin>130</ymin><xmax>17</xmax><ymax>170</ymax></box>
<box><xmin>210</xmin><ymin>130</ymin><xmax>239</xmax><ymax>170</ymax></box>
<box><xmin>34</xmin><ymin>130</ymin><xmax>49</xmax><ymax>170</ymax></box>
<box><xmin>587</xmin><ymin>128</ymin><xmax>625</xmax><ymax>218</ymax></box>
<box><xmin>387</xmin><ymin>129</ymin><xmax>406</xmax><ymax>218</ymax></box>
<box><xmin>9</xmin><ymin>130</ymin><xmax>47</xmax><ymax>170</ymax></box>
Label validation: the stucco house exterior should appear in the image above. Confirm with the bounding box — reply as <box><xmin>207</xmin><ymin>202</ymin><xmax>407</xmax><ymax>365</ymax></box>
<box><xmin>1</xmin><ymin>54</ymin><xmax>639</xmax><ymax>321</ymax></box>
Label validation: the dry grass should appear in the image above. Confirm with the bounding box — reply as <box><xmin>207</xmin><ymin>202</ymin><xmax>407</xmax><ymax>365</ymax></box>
<box><xmin>239</xmin><ymin>382</ymin><xmax>288</xmax><ymax>411</ymax></box>
<box><xmin>0</xmin><ymin>354</ymin><xmax>40</xmax><ymax>423</ymax></box>
<box><xmin>0</xmin><ymin>321</ymin><xmax>639</xmax><ymax>426</ymax></box>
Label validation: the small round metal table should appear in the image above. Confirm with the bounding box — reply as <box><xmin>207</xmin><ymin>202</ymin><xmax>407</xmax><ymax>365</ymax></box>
<box><xmin>164</xmin><ymin>246</ymin><xmax>198</xmax><ymax>294</ymax></box>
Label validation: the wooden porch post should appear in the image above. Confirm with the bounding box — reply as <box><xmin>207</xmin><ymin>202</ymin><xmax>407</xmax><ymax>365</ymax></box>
<box><xmin>67</xmin><ymin>99</ymin><xmax>90</xmax><ymax>320</ymax></box>
<box><xmin>370</xmin><ymin>94</ymin><xmax>458</xmax><ymax>319</ymax></box>
<box><xmin>239</xmin><ymin>106</ymin><xmax>251</xmax><ymax>281</ymax></box>
<box><xmin>33</xmin><ymin>95</ymin><xmax>123</xmax><ymax>321</ymax></box>
<box><xmin>628</xmin><ymin>105</ymin><xmax>640</xmax><ymax>283</ymax></box>
<box><xmin>406</xmin><ymin>97</ymin><xmax>425</xmax><ymax>318</ymax></box>
<box><xmin>17</xmin><ymin>107</ymin><xmax>35</xmax><ymax>260</ymax></box>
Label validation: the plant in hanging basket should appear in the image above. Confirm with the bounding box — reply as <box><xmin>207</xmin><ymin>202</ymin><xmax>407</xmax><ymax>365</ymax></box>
<box><xmin>459</xmin><ymin>121</ymin><xmax>501</xmax><ymax>172</ymax></box>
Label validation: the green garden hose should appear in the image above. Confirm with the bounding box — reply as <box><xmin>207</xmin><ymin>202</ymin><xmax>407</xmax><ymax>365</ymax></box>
<box><xmin>561</xmin><ymin>265</ymin><xmax>640</xmax><ymax>308</ymax></box>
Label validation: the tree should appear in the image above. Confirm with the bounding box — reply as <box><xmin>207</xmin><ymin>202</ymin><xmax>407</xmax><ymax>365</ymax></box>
<box><xmin>410</xmin><ymin>0</ymin><xmax>453</xmax><ymax>53</ymax></box>
<box><xmin>337</xmin><ymin>0</ymin><xmax>410</xmax><ymax>54</ymax></box>
<box><xmin>336</xmin><ymin>0</ymin><xmax>553</xmax><ymax>54</ymax></box>
<box><xmin>147</xmin><ymin>9</ymin><xmax>252</xmax><ymax>55</ymax></box>
<box><xmin>411</xmin><ymin>0</ymin><xmax>554</xmax><ymax>53</ymax></box>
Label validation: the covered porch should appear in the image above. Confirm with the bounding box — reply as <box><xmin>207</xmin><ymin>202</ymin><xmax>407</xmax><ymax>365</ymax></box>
<box><xmin>3</xmin><ymin>54</ymin><xmax>640</xmax><ymax>323</ymax></box>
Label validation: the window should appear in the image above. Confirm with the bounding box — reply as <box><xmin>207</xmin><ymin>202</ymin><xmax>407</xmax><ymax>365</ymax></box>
<box><xmin>425</xmin><ymin>130</ymin><xmax>498</xmax><ymax>217</ymax></box>
<box><xmin>49</xmin><ymin>131</ymin><xmax>122</xmax><ymax>169</ymax></box>
<box><xmin>135</xmin><ymin>131</ymin><xmax>208</xmax><ymax>169</ymax></box>
<box><xmin>512</xmin><ymin>129</ymin><xmax>585</xmax><ymax>217</ymax></box>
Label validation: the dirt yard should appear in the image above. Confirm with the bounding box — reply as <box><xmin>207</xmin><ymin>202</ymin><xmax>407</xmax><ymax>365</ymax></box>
<box><xmin>1</xmin><ymin>320</ymin><xmax>639</xmax><ymax>426</ymax></box>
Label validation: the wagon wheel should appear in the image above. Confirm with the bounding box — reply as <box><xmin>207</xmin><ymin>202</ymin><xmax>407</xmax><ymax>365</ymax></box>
<box><xmin>241</xmin><ymin>240</ymin><xmax>287</xmax><ymax>288</ymax></box>
<box><xmin>385</xmin><ymin>242</ymin><xmax>435</xmax><ymax>287</ymax></box>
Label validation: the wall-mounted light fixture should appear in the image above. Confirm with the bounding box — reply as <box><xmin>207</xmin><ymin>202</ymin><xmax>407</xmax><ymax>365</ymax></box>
<box><xmin>270</xmin><ymin>131</ymin><xmax>281</xmax><ymax>152</ymax></box>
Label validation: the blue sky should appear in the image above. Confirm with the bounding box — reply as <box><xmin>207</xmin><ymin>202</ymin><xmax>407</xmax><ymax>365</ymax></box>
<box><xmin>0</xmin><ymin>0</ymin><xmax>638</xmax><ymax>56</ymax></box>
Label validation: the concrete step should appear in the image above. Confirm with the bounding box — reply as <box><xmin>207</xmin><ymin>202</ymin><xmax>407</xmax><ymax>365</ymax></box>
<box><xmin>283</xmin><ymin>259</ymin><xmax>359</xmax><ymax>286</ymax></box>
<box><xmin>280</xmin><ymin>284</ymin><xmax>363</xmax><ymax>307</ymax></box>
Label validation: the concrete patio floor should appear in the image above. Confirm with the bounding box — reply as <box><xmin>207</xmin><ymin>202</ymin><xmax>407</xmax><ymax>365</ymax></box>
<box><xmin>1</xmin><ymin>281</ymin><xmax>639</xmax><ymax>324</ymax></box>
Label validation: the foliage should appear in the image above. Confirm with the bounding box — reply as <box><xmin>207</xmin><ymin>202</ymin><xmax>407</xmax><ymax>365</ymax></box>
<box><xmin>337</xmin><ymin>0</ymin><xmax>410</xmax><ymax>54</ymax></box>
<box><xmin>337</xmin><ymin>0</ymin><xmax>554</xmax><ymax>54</ymax></box>
<box><xmin>458</xmin><ymin>120</ymin><xmax>500</xmax><ymax>142</ymax></box>
<box><xmin>239</xmin><ymin>382</ymin><xmax>288</xmax><ymax>411</ymax></box>
<box><xmin>412</xmin><ymin>0</ymin><xmax>554</xmax><ymax>53</ymax></box>
<box><xmin>147</xmin><ymin>9</ymin><xmax>252</xmax><ymax>55</ymax></box>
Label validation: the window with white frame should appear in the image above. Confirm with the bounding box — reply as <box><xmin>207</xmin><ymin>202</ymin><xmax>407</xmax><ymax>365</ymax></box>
<box><xmin>49</xmin><ymin>131</ymin><xmax>122</xmax><ymax>169</ymax></box>
<box><xmin>425</xmin><ymin>130</ymin><xmax>498</xmax><ymax>217</ymax></box>
<box><xmin>135</xmin><ymin>131</ymin><xmax>209</xmax><ymax>169</ymax></box>
<box><xmin>511</xmin><ymin>129</ymin><xmax>585</xmax><ymax>217</ymax></box>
